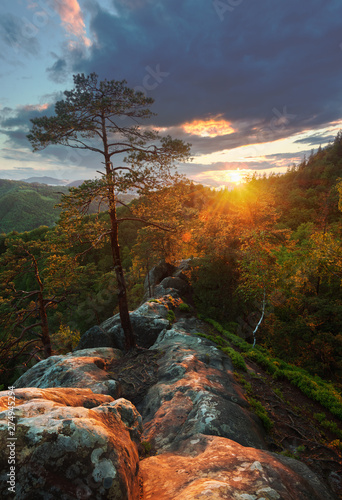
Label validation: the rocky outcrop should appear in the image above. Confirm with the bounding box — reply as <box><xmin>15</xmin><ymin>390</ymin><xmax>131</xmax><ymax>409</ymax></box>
<box><xmin>140</xmin><ymin>321</ymin><xmax>265</xmax><ymax>451</ymax></box>
<box><xmin>2</xmin><ymin>263</ymin><xmax>337</xmax><ymax>499</ymax></box>
<box><xmin>15</xmin><ymin>347</ymin><xmax>122</xmax><ymax>398</ymax></box>
<box><xmin>77</xmin><ymin>300</ymin><xmax>171</xmax><ymax>351</ymax></box>
<box><xmin>143</xmin><ymin>259</ymin><xmax>191</xmax><ymax>300</ymax></box>
<box><xmin>140</xmin><ymin>434</ymin><xmax>333</xmax><ymax>500</ymax></box>
<box><xmin>0</xmin><ymin>388</ymin><xmax>141</xmax><ymax>499</ymax></box>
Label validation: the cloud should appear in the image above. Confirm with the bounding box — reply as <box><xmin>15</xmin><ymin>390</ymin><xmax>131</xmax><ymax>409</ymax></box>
<box><xmin>182</xmin><ymin>116</ymin><xmax>235</xmax><ymax>137</ymax></box>
<box><xmin>51</xmin><ymin>0</ymin><xmax>91</xmax><ymax>47</ymax></box>
<box><xmin>294</xmin><ymin>133</ymin><xmax>336</xmax><ymax>146</ymax></box>
<box><xmin>65</xmin><ymin>0</ymin><xmax>342</xmax><ymax>145</ymax></box>
<box><xmin>0</xmin><ymin>13</ymin><xmax>40</xmax><ymax>56</ymax></box>
<box><xmin>47</xmin><ymin>57</ymin><xmax>68</xmax><ymax>83</ymax></box>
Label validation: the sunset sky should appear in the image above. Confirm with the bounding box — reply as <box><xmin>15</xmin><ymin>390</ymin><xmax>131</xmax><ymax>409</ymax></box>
<box><xmin>1</xmin><ymin>0</ymin><xmax>342</xmax><ymax>188</ymax></box>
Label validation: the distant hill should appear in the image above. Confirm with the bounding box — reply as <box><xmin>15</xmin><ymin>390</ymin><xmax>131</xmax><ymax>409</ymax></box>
<box><xmin>0</xmin><ymin>179</ymin><xmax>69</xmax><ymax>233</ymax></box>
<box><xmin>0</xmin><ymin>179</ymin><xmax>138</xmax><ymax>233</ymax></box>
<box><xmin>21</xmin><ymin>176</ymin><xmax>70</xmax><ymax>186</ymax></box>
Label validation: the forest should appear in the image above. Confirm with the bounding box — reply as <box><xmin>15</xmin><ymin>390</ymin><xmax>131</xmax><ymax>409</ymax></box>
<box><xmin>1</xmin><ymin>131</ymin><xmax>342</xmax><ymax>391</ymax></box>
<box><xmin>1</xmin><ymin>74</ymin><xmax>342</xmax><ymax>404</ymax></box>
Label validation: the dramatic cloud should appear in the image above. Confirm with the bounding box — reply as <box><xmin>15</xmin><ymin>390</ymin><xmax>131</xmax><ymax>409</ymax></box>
<box><xmin>69</xmin><ymin>0</ymin><xmax>342</xmax><ymax>137</ymax></box>
<box><xmin>1</xmin><ymin>0</ymin><xmax>342</xmax><ymax>185</ymax></box>
<box><xmin>51</xmin><ymin>0</ymin><xmax>91</xmax><ymax>47</ymax></box>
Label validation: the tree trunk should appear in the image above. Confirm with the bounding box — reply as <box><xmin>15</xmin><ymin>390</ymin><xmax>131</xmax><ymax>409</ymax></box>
<box><xmin>29</xmin><ymin>249</ymin><xmax>52</xmax><ymax>358</ymax></box>
<box><xmin>102</xmin><ymin>109</ymin><xmax>136</xmax><ymax>351</ymax></box>
<box><xmin>38</xmin><ymin>292</ymin><xmax>52</xmax><ymax>358</ymax></box>
<box><xmin>109</xmin><ymin>204</ymin><xmax>136</xmax><ymax>350</ymax></box>
<box><xmin>105</xmin><ymin>162</ymin><xmax>135</xmax><ymax>350</ymax></box>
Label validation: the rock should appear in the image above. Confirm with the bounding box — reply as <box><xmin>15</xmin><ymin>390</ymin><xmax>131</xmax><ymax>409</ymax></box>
<box><xmin>0</xmin><ymin>387</ymin><xmax>113</xmax><ymax>411</ymax></box>
<box><xmin>15</xmin><ymin>348</ymin><xmax>122</xmax><ymax>398</ymax></box>
<box><xmin>144</xmin><ymin>261</ymin><xmax>177</xmax><ymax>298</ymax></box>
<box><xmin>141</xmin><ymin>323</ymin><xmax>266</xmax><ymax>451</ymax></box>
<box><xmin>140</xmin><ymin>434</ymin><xmax>334</xmax><ymax>500</ymax></box>
<box><xmin>172</xmin><ymin>258</ymin><xmax>192</xmax><ymax>280</ymax></box>
<box><xmin>155</xmin><ymin>276</ymin><xmax>190</xmax><ymax>298</ymax></box>
<box><xmin>92</xmin><ymin>301</ymin><xmax>171</xmax><ymax>350</ymax></box>
<box><xmin>76</xmin><ymin>325</ymin><xmax>116</xmax><ymax>350</ymax></box>
<box><xmin>0</xmin><ymin>389</ymin><xmax>141</xmax><ymax>499</ymax></box>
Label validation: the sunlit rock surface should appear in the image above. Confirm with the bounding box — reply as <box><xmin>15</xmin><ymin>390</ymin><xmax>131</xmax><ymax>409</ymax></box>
<box><xmin>14</xmin><ymin>347</ymin><xmax>122</xmax><ymax>398</ymax></box>
<box><xmin>0</xmin><ymin>389</ymin><xmax>141</xmax><ymax>499</ymax></box>
<box><xmin>140</xmin><ymin>434</ymin><xmax>334</xmax><ymax>500</ymax></box>
<box><xmin>141</xmin><ymin>323</ymin><xmax>266</xmax><ymax>451</ymax></box>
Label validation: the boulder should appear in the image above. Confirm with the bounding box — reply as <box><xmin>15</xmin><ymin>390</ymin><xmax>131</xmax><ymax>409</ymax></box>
<box><xmin>86</xmin><ymin>301</ymin><xmax>171</xmax><ymax>351</ymax></box>
<box><xmin>76</xmin><ymin>325</ymin><xmax>116</xmax><ymax>350</ymax></box>
<box><xmin>144</xmin><ymin>261</ymin><xmax>176</xmax><ymax>298</ymax></box>
<box><xmin>15</xmin><ymin>348</ymin><xmax>122</xmax><ymax>398</ymax></box>
<box><xmin>140</xmin><ymin>434</ymin><xmax>334</xmax><ymax>500</ymax></box>
<box><xmin>154</xmin><ymin>276</ymin><xmax>190</xmax><ymax>298</ymax></box>
<box><xmin>141</xmin><ymin>324</ymin><xmax>266</xmax><ymax>451</ymax></box>
<box><xmin>0</xmin><ymin>388</ymin><xmax>141</xmax><ymax>499</ymax></box>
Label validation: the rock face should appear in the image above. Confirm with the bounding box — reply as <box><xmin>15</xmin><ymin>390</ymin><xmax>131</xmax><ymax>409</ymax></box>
<box><xmin>138</xmin><ymin>320</ymin><xmax>335</xmax><ymax>500</ymax></box>
<box><xmin>141</xmin><ymin>322</ymin><xmax>266</xmax><ymax>451</ymax></box>
<box><xmin>15</xmin><ymin>347</ymin><xmax>122</xmax><ymax>398</ymax></box>
<box><xmin>77</xmin><ymin>301</ymin><xmax>171</xmax><ymax>351</ymax></box>
<box><xmin>0</xmin><ymin>388</ymin><xmax>141</xmax><ymax>499</ymax></box>
<box><xmin>140</xmin><ymin>434</ymin><xmax>333</xmax><ymax>500</ymax></box>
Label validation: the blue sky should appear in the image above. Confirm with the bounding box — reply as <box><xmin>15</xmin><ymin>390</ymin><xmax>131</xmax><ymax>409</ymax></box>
<box><xmin>1</xmin><ymin>0</ymin><xmax>342</xmax><ymax>187</ymax></box>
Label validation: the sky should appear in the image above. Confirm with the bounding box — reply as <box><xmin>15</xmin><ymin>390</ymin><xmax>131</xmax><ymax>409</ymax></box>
<box><xmin>1</xmin><ymin>0</ymin><xmax>342</xmax><ymax>188</ymax></box>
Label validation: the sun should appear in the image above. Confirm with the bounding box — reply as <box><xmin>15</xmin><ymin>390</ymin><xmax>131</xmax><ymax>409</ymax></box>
<box><xmin>229</xmin><ymin>169</ymin><xmax>243</xmax><ymax>184</ymax></box>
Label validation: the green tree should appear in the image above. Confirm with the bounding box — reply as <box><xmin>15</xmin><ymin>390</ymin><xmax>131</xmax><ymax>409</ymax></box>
<box><xmin>0</xmin><ymin>231</ymin><xmax>85</xmax><ymax>380</ymax></box>
<box><xmin>27</xmin><ymin>73</ymin><xmax>190</xmax><ymax>350</ymax></box>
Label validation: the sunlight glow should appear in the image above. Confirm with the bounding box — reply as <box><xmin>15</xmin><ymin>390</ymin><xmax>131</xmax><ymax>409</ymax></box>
<box><xmin>229</xmin><ymin>169</ymin><xmax>244</xmax><ymax>184</ymax></box>
<box><xmin>182</xmin><ymin>115</ymin><xmax>235</xmax><ymax>137</ymax></box>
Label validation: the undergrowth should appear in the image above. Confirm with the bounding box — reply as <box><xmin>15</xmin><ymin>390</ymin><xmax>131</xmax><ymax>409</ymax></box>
<box><xmin>200</xmin><ymin>317</ymin><xmax>342</xmax><ymax>421</ymax></box>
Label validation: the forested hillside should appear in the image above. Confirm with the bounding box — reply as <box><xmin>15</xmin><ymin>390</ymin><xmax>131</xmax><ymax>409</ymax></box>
<box><xmin>0</xmin><ymin>179</ymin><xmax>69</xmax><ymax>233</ymax></box>
<box><xmin>1</xmin><ymin>132</ymin><xmax>342</xmax><ymax>391</ymax></box>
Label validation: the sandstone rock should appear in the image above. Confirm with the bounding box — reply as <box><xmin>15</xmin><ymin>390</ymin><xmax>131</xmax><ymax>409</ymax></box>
<box><xmin>158</xmin><ymin>276</ymin><xmax>189</xmax><ymax>295</ymax></box>
<box><xmin>0</xmin><ymin>389</ymin><xmax>142</xmax><ymax>499</ymax></box>
<box><xmin>15</xmin><ymin>348</ymin><xmax>122</xmax><ymax>398</ymax></box>
<box><xmin>0</xmin><ymin>387</ymin><xmax>113</xmax><ymax>411</ymax></box>
<box><xmin>141</xmin><ymin>324</ymin><xmax>266</xmax><ymax>451</ymax></box>
<box><xmin>94</xmin><ymin>300</ymin><xmax>171</xmax><ymax>350</ymax></box>
<box><xmin>143</xmin><ymin>261</ymin><xmax>176</xmax><ymax>298</ymax></box>
<box><xmin>76</xmin><ymin>325</ymin><xmax>116</xmax><ymax>350</ymax></box>
<box><xmin>140</xmin><ymin>434</ymin><xmax>334</xmax><ymax>500</ymax></box>
<box><xmin>172</xmin><ymin>258</ymin><xmax>192</xmax><ymax>280</ymax></box>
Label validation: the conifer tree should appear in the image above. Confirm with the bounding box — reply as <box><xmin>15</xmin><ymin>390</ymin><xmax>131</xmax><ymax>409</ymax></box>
<box><xmin>27</xmin><ymin>73</ymin><xmax>190</xmax><ymax>350</ymax></box>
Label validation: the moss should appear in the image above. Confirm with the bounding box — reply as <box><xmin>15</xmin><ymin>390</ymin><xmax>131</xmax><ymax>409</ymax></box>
<box><xmin>248</xmin><ymin>397</ymin><xmax>273</xmax><ymax>432</ymax></box>
<box><xmin>178</xmin><ymin>302</ymin><xmax>191</xmax><ymax>312</ymax></box>
<box><xmin>140</xmin><ymin>441</ymin><xmax>152</xmax><ymax>456</ymax></box>
<box><xmin>222</xmin><ymin>347</ymin><xmax>247</xmax><ymax>371</ymax></box>
<box><xmin>233</xmin><ymin>372</ymin><xmax>252</xmax><ymax>394</ymax></box>
<box><xmin>166</xmin><ymin>310</ymin><xmax>176</xmax><ymax>325</ymax></box>
<box><xmin>201</xmin><ymin>317</ymin><xmax>342</xmax><ymax>422</ymax></box>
